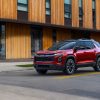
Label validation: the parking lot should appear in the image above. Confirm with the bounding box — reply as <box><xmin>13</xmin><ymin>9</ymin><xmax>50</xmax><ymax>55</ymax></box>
<box><xmin>0</xmin><ymin>63</ymin><xmax>100</xmax><ymax>100</ymax></box>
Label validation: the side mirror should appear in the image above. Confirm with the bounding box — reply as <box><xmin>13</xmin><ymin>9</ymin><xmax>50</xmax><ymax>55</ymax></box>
<box><xmin>73</xmin><ymin>46</ymin><xmax>79</xmax><ymax>52</ymax></box>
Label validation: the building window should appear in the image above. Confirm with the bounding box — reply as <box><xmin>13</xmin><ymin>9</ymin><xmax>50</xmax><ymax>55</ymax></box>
<box><xmin>79</xmin><ymin>0</ymin><xmax>83</xmax><ymax>27</ymax></box>
<box><xmin>17</xmin><ymin>0</ymin><xmax>28</xmax><ymax>12</ymax></box>
<box><xmin>46</xmin><ymin>0</ymin><xmax>51</xmax><ymax>15</ymax></box>
<box><xmin>46</xmin><ymin>0</ymin><xmax>51</xmax><ymax>23</ymax></box>
<box><xmin>92</xmin><ymin>0</ymin><xmax>96</xmax><ymax>28</ymax></box>
<box><xmin>0</xmin><ymin>24</ymin><xmax>6</xmax><ymax>59</ymax></box>
<box><xmin>17</xmin><ymin>0</ymin><xmax>28</xmax><ymax>20</ymax></box>
<box><xmin>64</xmin><ymin>0</ymin><xmax>72</xmax><ymax>26</ymax></box>
<box><xmin>64</xmin><ymin>0</ymin><xmax>71</xmax><ymax>19</ymax></box>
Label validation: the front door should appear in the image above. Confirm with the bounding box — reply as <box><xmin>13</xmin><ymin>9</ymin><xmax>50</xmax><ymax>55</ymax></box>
<box><xmin>31</xmin><ymin>27</ymin><xmax>42</xmax><ymax>54</ymax></box>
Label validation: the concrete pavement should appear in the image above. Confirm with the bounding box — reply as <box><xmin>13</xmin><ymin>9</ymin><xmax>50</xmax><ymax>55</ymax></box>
<box><xmin>0</xmin><ymin>62</ymin><xmax>99</xmax><ymax>100</ymax></box>
<box><xmin>0</xmin><ymin>84</ymin><xmax>98</xmax><ymax>100</ymax></box>
<box><xmin>0</xmin><ymin>62</ymin><xmax>33</xmax><ymax>72</ymax></box>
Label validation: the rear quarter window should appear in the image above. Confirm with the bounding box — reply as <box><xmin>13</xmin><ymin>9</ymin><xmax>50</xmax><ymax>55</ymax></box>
<box><xmin>94</xmin><ymin>41</ymin><xmax>100</xmax><ymax>47</ymax></box>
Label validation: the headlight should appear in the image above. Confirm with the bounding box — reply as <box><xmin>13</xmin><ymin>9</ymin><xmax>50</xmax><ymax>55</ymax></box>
<box><xmin>54</xmin><ymin>54</ymin><xmax>63</xmax><ymax>56</ymax></box>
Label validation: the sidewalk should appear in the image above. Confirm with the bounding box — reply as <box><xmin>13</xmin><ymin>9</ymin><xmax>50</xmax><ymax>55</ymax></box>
<box><xmin>0</xmin><ymin>62</ymin><xmax>33</xmax><ymax>72</ymax></box>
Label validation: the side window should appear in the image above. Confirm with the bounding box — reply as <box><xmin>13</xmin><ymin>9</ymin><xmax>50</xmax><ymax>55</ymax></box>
<box><xmin>85</xmin><ymin>41</ymin><xmax>95</xmax><ymax>49</ymax></box>
<box><xmin>76</xmin><ymin>41</ymin><xmax>86</xmax><ymax>50</ymax></box>
<box><xmin>76</xmin><ymin>41</ymin><xmax>95</xmax><ymax>50</ymax></box>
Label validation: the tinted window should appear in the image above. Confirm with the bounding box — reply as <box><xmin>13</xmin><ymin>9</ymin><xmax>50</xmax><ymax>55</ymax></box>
<box><xmin>85</xmin><ymin>41</ymin><xmax>95</xmax><ymax>49</ymax></box>
<box><xmin>48</xmin><ymin>42</ymin><xmax>69</xmax><ymax>51</ymax></box>
<box><xmin>59</xmin><ymin>42</ymin><xmax>76</xmax><ymax>50</ymax></box>
<box><xmin>76</xmin><ymin>41</ymin><xmax>85</xmax><ymax>47</ymax></box>
<box><xmin>76</xmin><ymin>41</ymin><xmax>95</xmax><ymax>49</ymax></box>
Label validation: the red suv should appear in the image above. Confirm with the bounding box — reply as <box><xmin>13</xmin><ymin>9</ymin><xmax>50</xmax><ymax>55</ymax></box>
<box><xmin>34</xmin><ymin>39</ymin><xmax>100</xmax><ymax>75</ymax></box>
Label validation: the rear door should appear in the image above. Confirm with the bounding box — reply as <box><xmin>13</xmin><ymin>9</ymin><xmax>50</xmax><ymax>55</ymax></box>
<box><xmin>83</xmin><ymin>41</ymin><xmax>96</xmax><ymax>63</ymax></box>
<box><xmin>75</xmin><ymin>41</ymin><xmax>96</xmax><ymax>64</ymax></box>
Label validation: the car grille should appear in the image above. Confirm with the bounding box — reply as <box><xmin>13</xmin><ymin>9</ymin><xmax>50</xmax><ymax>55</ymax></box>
<box><xmin>35</xmin><ymin>56</ymin><xmax>54</xmax><ymax>61</ymax></box>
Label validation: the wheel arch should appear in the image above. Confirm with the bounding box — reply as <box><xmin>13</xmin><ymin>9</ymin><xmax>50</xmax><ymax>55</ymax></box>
<box><xmin>96</xmin><ymin>54</ymin><xmax>100</xmax><ymax>61</ymax></box>
<box><xmin>95</xmin><ymin>54</ymin><xmax>100</xmax><ymax>63</ymax></box>
<box><xmin>66</xmin><ymin>55</ymin><xmax>76</xmax><ymax>63</ymax></box>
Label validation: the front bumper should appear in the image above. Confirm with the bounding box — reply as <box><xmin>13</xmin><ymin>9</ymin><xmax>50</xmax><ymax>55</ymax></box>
<box><xmin>34</xmin><ymin>64</ymin><xmax>65</xmax><ymax>70</ymax></box>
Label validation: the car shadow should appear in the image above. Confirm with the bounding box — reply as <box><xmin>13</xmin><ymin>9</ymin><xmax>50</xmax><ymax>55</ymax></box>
<box><xmin>0</xmin><ymin>68</ymin><xmax>99</xmax><ymax>77</ymax></box>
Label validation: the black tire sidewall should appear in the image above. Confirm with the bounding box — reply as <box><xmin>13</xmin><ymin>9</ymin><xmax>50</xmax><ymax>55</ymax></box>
<box><xmin>94</xmin><ymin>57</ymin><xmax>100</xmax><ymax>71</ymax></box>
<box><xmin>36</xmin><ymin>69</ymin><xmax>47</xmax><ymax>75</ymax></box>
<box><xmin>64</xmin><ymin>59</ymin><xmax>76</xmax><ymax>75</ymax></box>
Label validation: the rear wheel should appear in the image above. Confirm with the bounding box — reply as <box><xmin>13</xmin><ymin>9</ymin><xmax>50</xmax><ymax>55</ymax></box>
<box><xmin>93</xmin><ymin>57</ymin><xmax>100</xmax><ymax>71</ymax></box>
<box><xmin>64</xmin><ymin>58</ymin><xmax>76</xmax><ymax>75</ymax></box>
<box><xmin>36</xmin><ymin>69</ymin><xmax>47</xmax><ymax>75</ymax></box>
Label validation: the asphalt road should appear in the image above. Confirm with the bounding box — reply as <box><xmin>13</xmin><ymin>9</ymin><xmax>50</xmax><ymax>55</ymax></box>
<box><xmin>0</xmin><ymin>67</ymin><xmax>100</xmax><ymax>100</ymax></box>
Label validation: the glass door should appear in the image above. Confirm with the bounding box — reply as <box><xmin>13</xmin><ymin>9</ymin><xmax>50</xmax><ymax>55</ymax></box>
<box><xmin>0</xmin><ymin>24</ymin><xmax>6</xmax><ymax>59</ymax></box>
<box><xmin>31</xmin><ymin>27</ymin><xmax>43</xmax><ymax>55</ymax></box>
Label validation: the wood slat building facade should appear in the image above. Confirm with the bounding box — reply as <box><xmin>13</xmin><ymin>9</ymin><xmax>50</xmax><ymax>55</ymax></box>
<box><xmin>0</xmin><ymin>0</ymin><xmax>100</xmax><ymax>60</ymax></box>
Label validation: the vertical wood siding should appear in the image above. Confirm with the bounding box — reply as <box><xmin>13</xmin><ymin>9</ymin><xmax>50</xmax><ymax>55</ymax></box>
<box><xmin>51</xmin><ymin>0</ymin><xmax>64</xmax><ymax>25</ymax></box>
<box><xmin>91</xmin><ymin>33</ymin><xmax>100</xmax><ymax>42</ymax></box>
<box><xmin>43</xmin><ymin>28</ymin><xmax>53</xmax><ymax>50</ymax></box>
<box><xmin>0</xmin><ymin>0</ymin><xmax>17</xmax><ymax>19</ymax></box>
<box><xmin>72</xmin><ymin>0</ymin><xmax>79</xmax><ymax>27</ymax></box>
<box><xmin>28</xmin><ymin>0</ymin><xmax>45</xmax><ymax>23</ymax></box>
<box><xmin>6</xmin><ymin>23</ymin><xmax>31</xmax><ymax>59</ymax></box>
<box><xmin>83</xmin><ymin>0</ymin><xmax>93</xmax><ymax>28</ymax></box>
<box><xmin>96</xmin><ymin>0</ymin><xmax>100</xmax><ymax>30</ymax></box>
<box><xmin>57</xmin><ymin>29</ymin><xmax>71</xmax><ymax>41</ymax></box>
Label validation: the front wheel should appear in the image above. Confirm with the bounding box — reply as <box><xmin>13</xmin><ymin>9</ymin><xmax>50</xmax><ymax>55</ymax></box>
<box><xmin>93</xmin><ymin>57</ymin><xmax>100</xmax><ymax>71</ymax></box>
<box><xmin>36</xmin><ymin>69</ymin><xmax>48</xmax><ymax>75</ymax></box>
<box><xmin>63</xmin><ymin>58</ymin><xmax>76</xmax><ymax>75</ymax></box>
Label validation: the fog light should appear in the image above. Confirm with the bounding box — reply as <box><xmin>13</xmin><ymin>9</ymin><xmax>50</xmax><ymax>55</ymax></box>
<box><xmin>58</xmin><ymin>57</ymin><xmax>62</xmax><ymax>62</ymax></box>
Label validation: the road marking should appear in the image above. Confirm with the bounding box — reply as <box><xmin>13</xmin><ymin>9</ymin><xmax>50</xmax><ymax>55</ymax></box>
<box><xmin>55</xmin><ymin>72</ymin><xmax>100</xmax><ymax>79</ymax></box>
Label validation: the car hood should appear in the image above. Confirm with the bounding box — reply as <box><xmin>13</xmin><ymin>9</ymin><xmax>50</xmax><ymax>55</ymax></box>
<box><xmin>36</xmin><ymin>50</ymin><xmax>72</xmax><ymax>55</ymax></box>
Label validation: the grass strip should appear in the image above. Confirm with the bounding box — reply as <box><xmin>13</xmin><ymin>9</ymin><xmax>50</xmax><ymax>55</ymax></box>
<box><xmin>16</xmin><ymin>64</ymin><xmax>33</xmax><ymax>68</ymax></box>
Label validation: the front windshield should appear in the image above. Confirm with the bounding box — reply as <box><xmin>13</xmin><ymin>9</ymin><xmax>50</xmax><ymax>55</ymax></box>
<box><xmin>48</xmin><ymin>42</ymin><xmax>69</xmax><ymax>51</ymax></box>
<box><xmin>59</xmin><ymin>42</ymin><xmax>76</xmax><ymax>50</ymax></box>
<box><xmin>48</xmin><ymin>42</ymin><xmax>76</xmax><ymax>50</ymax></box>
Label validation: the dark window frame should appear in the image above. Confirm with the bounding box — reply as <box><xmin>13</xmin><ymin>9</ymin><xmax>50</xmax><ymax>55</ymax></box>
<box><xmin>17</xmin><ymin>0</ymin><xmax>28</xmax><ymax>20</ymax></box>
<box><xmin>64</xmin><ymin>0</ymin><xmax>72</xmax><ymax>19</ymax></box>
<box><xmin>45</xmin><ymin>0</ymin><xmax>51</xmax><ymax>23</ymax></box>
<box><xmin>92</xmin><ymin>0</ymin><xmax>96</xmax><ymax>28</ymax></box>
<box><xmin>46</xmin><ymin>0</ymin><xmax>51</xmax><ymax>16</ymax></box>
<box><xmin>79</xmin><ymin>0</ymin><xmax>83</xmax><ymax>27</ymax></box>
<box><xmin>17</xmin><ymin>0</ymin><xmax>28</xmax><ymax>12</ymax></box>
<box><xmin>64</xmin><ymin>0</ymin><xmax>72</xmax><ymax>26</ymax></box>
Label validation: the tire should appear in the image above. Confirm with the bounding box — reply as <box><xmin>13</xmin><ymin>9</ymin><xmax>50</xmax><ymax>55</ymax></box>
<box><xmin>64</xmin><ymin>58</ymin><xmax>76</xmax><ymax>75</ymax></box>
<box><xmin>36</xmin><ymin>69</ymin><xmax>47</xmax><ymax>75</ymax></box>
<box><xmin>93</xmin><ymin>57</ymin><xmax>100</xmax><ymax>71</ymax></box>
